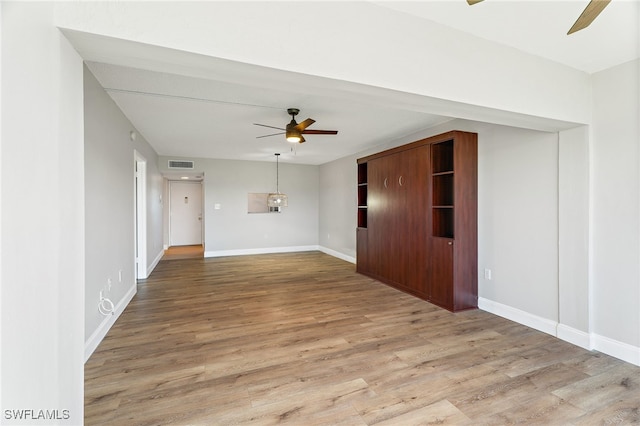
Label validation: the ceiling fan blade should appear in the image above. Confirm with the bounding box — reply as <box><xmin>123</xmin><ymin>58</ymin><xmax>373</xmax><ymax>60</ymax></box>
<box><xmin>467</xmin><ymin>0</ymin><xmax>484</xmax><ymax>5</ymax></box>
<box><xmin>253</xmin><ymin>123</ymin><xmax>285</xmax><ymax>131</ymax></box>
<box><xmin>294</xmin><ymin>118</ymin><xmax>315</xmax><ymax>132</ymax></box>
<box><xmin>256</xmin><ymin>132</ymin><xmax>285</xmax><ymax>139</ymax></box>
<box><xmin>568</xmin><ymin>0</ymin><xmax>611</xmax><ymax>34</ymax></box>
<box><xmin>299</xmin><ymin>135</ymin><xmax>306</xmax><ymax>143</ymax></box>
<box><xmin>301</xmin><ymin>129</ymin><xmax>338</xmax><ymax>135</ymax></box>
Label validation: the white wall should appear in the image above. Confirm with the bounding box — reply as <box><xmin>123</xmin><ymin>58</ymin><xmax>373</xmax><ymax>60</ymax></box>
<box><xmin>318</xmin><ymin>154</ymin><xmax>358</xmax><ymax>261</ymax></box>
<box><xmin>475</xmin><ymin>124</ymin><xmax>559</xmax><ymax>323</ymax></box>
<box><xmin>159</xmin><ymin>156</ymin><xmax>319</xmax><ymax>256</ymax></box>
<box><xmin>1</xmin><ymin>3</ymin><xmax>84</xmax><ymax>423</ymax></box>
<box><xmin>84</xmin><ymin>66</ymin><xmax>164</xmax><ymax>360</ymax></box>
<box><xmin>558</xmin><ymin>126</ymin><xmax>590</xmax><ymax>347</ymax></box>
<box><xmin>591</xmin><ymin>59</ymin><xmax>640</xmax><ymax>363</ymax></box>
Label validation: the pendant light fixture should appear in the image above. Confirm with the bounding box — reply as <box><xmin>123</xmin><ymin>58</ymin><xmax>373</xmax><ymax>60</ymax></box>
<box><xmin>267</xmin><ymin>153</ymin><xmax>288</xmax><ymax>208</ymax></box>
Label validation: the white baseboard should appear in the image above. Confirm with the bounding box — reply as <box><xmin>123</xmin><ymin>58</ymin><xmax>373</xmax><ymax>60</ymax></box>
<box><xmin>147</xmin><ymin>248</ymin><xmax>164</xmax><ymax>277</ymax></box>
<box><xmin>479</xmin><ymin>297</ymin><xmax>640</xmax><ymax>367</ymax></box>
<box><xmin>478</xmin><ymin>297</ymin><xmax>557</xmax><ymax>336</ymax></box>
<box><xmin>318</xmin><ymin>246</ymin><xmax>356</xmax><ymax>264</ymax></box>
<box><xmin>592</xmin><ymin>333</ymin><xmax>640</xmax><ymax>366</ymax></box>
<box><xmin>84</xmin><ymin>283</ymin><xmax>137</xmax><ymax>363</ymax></box>
<box><xmin>204</xmin><ymin>245</ymin><xmax>357</xmax><ymax>264</ymax></box>
<box><xmin>205</xmin><ymin>245</ymin><xmax>320</xmax><ymax>258</ymax></box>
<box><xmin>557</xmin><ymin>323</ymin><xmax>591</xmax><ymax>350</ymax></box>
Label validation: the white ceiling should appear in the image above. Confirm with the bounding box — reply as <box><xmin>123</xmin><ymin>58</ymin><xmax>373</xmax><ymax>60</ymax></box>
<box><xmin>76</xmin><ymin>1</ymin><xmax>639</xmax><ymax>167</ymax></box>
<box><xmin>86</xmin><ymin>61</ymin><xmax>452</xmax><ymax>166</ymax></box>
<box><xmin>378</xmin><ymin>0</ymin><xmax>639</xmax><ymax>74</ymax></box>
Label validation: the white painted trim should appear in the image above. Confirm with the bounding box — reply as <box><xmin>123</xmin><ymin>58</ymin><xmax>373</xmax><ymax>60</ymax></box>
<box><xmin>205</xmin><ymin>245</ymin><xmax>320</xmax><ymax>258</ymax></box>
<box><xmin>480</xmin><ymin>297</ymin><xmax>640</xmax><ymax>367</ymax></box>
<box><xmin>557</xmin><ymin>323</ymin><xmax>592</xmax><ymax>350</ymax></box>
<box><xmin>318</xmin><ymin>246</ymin><xmax>356</xmax><ymax>264</ymax></box>
<box><xmin>592</xmin><ymin>333</ymin><xmax>640</xmax><ymax>367</ymax></box>
<box><xmin>134</xmin><ymin>151</ymin><xmax>148</xmax><ymax>279</ymax></box>
<box><xmin>146</xmin><ymin>248</ymin><xmax>164</xmax><ymax>277</ymax></box>
<box><xmin>478</xmin><ymin>297</ymin><xmax>557</xmax><ymax>336</ymax></box>
<box><xmin>84</xmin><ymin>283</ymin><xmax>137</xmax><ymax>362</ymax></box>
<box><xmin>204</xmin><ymin>245</ymin><xmax>356</xmax><ymax>264</ymax></box>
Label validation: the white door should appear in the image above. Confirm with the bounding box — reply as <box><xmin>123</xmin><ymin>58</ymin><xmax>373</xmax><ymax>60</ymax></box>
<box><xmin>170</xmin><ymin>181</ymin><xmax>203</xmax><ymax>246</ymax></box>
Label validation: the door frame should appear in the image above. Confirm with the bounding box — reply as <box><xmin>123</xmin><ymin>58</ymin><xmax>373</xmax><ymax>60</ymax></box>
<box><xmin>134</xmin><ymin>150</ymin><xmax>148</xmax><ymax>279</ymax></box>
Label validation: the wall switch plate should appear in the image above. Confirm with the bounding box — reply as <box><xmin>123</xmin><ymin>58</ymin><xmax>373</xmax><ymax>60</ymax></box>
<box><xmin>484</xmin><ymin>268</ymin><xmax>492</xmax><ymax>280</ymax></box>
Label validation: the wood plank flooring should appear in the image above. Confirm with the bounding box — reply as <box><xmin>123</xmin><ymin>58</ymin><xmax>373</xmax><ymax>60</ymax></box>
<box><xmin>163</xmin><ymin>245</ymin><xmax>204</xmax><ymax>260</ymax></box>
<box><xmin>85</xmin><ymin>252</ymin><xmax>640</xmax><ymax>425</ymax></box>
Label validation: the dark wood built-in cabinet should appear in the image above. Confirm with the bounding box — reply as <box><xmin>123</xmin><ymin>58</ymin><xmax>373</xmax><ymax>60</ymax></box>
<box><xmin>356</xmin><ymin>130</ymin><xmax>477</xmax><ymax>312</ymax></box>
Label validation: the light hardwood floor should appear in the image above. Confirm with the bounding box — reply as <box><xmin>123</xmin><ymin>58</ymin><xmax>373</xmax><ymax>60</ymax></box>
<box><xmin>163</xmin><ymin>245</ymin><xmax>204</xmax><ymax>260</ymax></box>
<box><xmin>85</xmin><ymin>252</ymin><xmax>640</xmax><ymax>425</ymax></box>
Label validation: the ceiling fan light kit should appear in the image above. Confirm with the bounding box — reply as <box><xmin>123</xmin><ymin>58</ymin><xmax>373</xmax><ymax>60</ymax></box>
<box><xmin>285</xmin><ymin>129</ymin><xmax>302</xmax><ymax>143</ymax></box>
<box><xmin>467</xmin><ymin>0</ymin><xmax>611</xmax><ymax>35</ymax></box>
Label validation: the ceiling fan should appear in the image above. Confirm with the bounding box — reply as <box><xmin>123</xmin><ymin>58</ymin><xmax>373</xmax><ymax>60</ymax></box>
<box><xmin>467</xmin><ymin>0</ymin><xmax>611</xmax><ymax>35</ymax></box>
<box><xmin>254</xmin><ymin>108</ymin><xmax>338</xmax><ymax>143</ymax></box>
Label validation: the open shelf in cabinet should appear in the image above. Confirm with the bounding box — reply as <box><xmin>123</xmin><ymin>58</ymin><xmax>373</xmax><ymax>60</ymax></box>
<box><xmin>431</xmin><ymin>140</ymin><xmax>455</xmax><ymax>238</ymax></box>
<box><xmin>431</xmin><ymin>140</ymin><xmax>454</xmax><ymax>174</ymax></box>
<box><xmin>358</xmin><ymin>208</ymin><xmax>368</xmax><ymax>228</ymax></box>
<box><xmin>432</xmin><ymin>173</ymin><xmax>454</xmax><ymax>207</ymax></box>
<box><xmin>357</xmin><ymin>162</ymin><xmax>368</xmax><ymax>228</ymax></box>
<box><xmin>358</xmin><ymin>162</ymin><xmax>368</xmax><ymax>185</ymax></box>
<box><xmin>358</xmin><ymin>184</ymin><xmax>368</xmax><ymax>207</ymax></box>
<box><xmin>432</xmin><ymin>207</ymin><xmax>454</xmax><ymax>238</ymax></box>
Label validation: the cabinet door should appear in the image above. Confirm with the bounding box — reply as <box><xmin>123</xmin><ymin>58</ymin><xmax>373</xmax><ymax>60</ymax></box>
<box><xmin>428</xmin><ymin>238</ymin><xmax>454</xmax><ymax>309</ymax></box>
<box><xmin>392</xmin><ymin>147</ymin><xmax>427</xmax><ymax>293</ymax></box>
<box><xmin>356</xmin><ymin>228</ymin><xmax>368</xmax><ymax>273</ymax></box>
<box><xmin>367</xmin><ymin>156</ymin><xmax>392</xmax><ymax>278</ymax></box>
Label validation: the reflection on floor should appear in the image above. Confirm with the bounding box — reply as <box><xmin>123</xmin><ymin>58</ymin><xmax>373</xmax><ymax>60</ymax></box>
<box><xmin>162</xmin><ymin>244</ymin><xmax>204</xmax><ymax>260</ymax></box>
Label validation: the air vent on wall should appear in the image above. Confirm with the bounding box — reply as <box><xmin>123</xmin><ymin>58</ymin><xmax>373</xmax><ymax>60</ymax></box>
<box><xmin>168</xmin><ymin>160</ymin><xmax>194</xmax><ymax>169</ymax></box>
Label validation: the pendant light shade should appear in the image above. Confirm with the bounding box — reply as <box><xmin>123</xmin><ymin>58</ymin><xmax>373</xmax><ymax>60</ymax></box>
<box><xmin>267</xmin><ymin>153</ymin><xmax>288</xmax><ymax>208</ymax></box>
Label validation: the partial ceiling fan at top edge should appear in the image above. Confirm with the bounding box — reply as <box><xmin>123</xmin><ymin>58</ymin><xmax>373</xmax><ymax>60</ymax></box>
<box><xmin>567</xmin><ymin>0</ymin><xmax>611</xmax><ymax>34</ymax></box>
<box><xmin>465</xmin><ymin>0</ymin><xmax>612</xmax><ymax>35</ymax></box>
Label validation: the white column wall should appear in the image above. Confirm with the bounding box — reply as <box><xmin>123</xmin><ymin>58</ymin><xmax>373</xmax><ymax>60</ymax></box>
<box><xmin>558</xmin><ymin>126</ymin><xmax>591</xmax><ymax>348</ymax></box>
<box><xmin>1</xmin><ymin>3</ymin><xmax>84</xmax><ymax>423</ymax></box>
<box><xmin>590</xmin><ymin>59</ymin><xmax>640</xmax><ymax>364</ymax></box>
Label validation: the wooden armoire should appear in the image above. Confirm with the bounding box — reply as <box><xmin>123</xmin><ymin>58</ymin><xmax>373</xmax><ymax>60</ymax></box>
<box><xmin>356</xmin><ymin>130</ymin><xmax>477</xmax><ymax>312</ymax></box>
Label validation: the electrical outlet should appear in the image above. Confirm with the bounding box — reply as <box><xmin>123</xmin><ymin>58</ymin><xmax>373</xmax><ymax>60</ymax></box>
<box><xmin>484</xmin><ymin>268</ymin><xmax>492</xmax><ymax>280</ymax></box>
